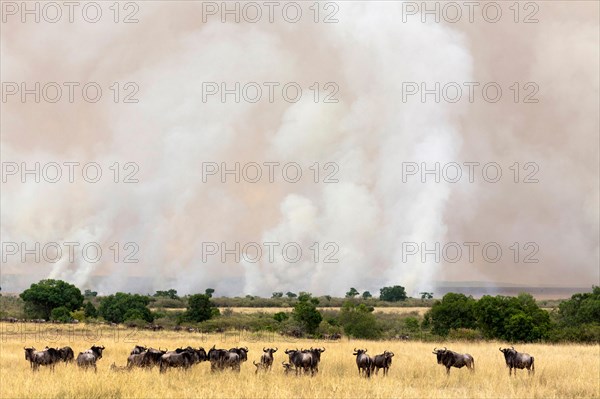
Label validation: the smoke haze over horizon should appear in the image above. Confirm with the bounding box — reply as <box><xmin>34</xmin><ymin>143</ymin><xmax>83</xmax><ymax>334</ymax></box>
<box><xmin>1</xmin><ymin>1</ymin><xmax>598</xmax><ymax>296</ymax></box>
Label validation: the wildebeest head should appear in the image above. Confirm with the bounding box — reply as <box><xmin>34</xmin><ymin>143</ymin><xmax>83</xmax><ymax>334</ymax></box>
<box><xmin>282</xmin><ymin>361</ymin><xmax>293</xmax><ymax>374</ymax></box>
<box><xmin>432</xmin><ymin>347</ymin><xmax>447</xmax><ymax>364</ymax></box>
<box><xmin>383</xmin><ymin>351</ymin><xmax>394</xmax><ymax>365</ymax></box>
<box><xmin>309</xmin><ymin>347</ymin><xmax>326</xmax><ymax>362</ymax></box>
<box><xmin>89</xmin><ymin>345</ymin><xmax>105</xmax><ymax>359</ymax></box>
<box><xmin>263</xmin><ymin>347</ymin><xmax>278</xmax><ymax>355</ymax></box>
<box><xmin>24</xmin><ymin>347</ymin><xmax>36</xmax><ymax>361</ymax></box>
<box><xmin>353</xmin><ymin>348</ymin><xmax>367</xmax><ymax>356</ymax></box>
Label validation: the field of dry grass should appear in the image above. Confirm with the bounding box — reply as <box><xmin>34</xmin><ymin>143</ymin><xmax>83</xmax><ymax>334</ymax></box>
<box><xmin>0</xmin><ymin>322</ymin><xmax>598</xmax><ymax>398</ymax></box>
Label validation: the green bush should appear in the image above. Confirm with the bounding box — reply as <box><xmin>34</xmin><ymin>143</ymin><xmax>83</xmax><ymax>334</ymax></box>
<box><xmin>50</xmin><ymin>306</ymin><xmax>72</xmax><ymax>322</ymax></box>
<box><xmin>338</xmin><ymin>302</ymin><xmax>382</xmax><ymax>339</ymax></box>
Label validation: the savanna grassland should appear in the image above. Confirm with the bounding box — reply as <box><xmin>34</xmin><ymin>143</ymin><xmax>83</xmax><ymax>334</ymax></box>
<box><xmin>0</xmin><ymin>323</ymin><xmax>598</xmax><ymax>399</ymax></box>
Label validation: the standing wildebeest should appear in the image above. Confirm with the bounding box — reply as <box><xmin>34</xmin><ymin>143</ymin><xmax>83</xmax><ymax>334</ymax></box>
<box><xmin>371</xmin><ymin>351</ymin><xmax>394</xmax><ymax>376</ymax></box>
<box><xmin>159</xmin><ymin>350</ymin><xmax>194</xmax><ymax>373</ymax></box>
<box><xmin>24</xmin><ymin>347</ymin><xmax>61</xmax><ymax>371</ymax></box>
<box><xmin>499</xmin><ymin>346</ymin><xmax>534</xmax><ymax>376</ymax></box>
<box><xmin>285</xmin><ymin>348</ymin><xmax>324</xmax><ymax>376</ymax></box>
<box><xmin>76</xmin><ymin>345</ymin><xmax>105</xmax><ymax>372</ymax></box>
<box><xmin>229</xmin><ymin>347</ymin><xmax>249</xmax><ymax>362</ymax></box>
<box><xmin>353</xmin><ymin>348</ymin><xmax>371</xmax><ymax>377</ymax></box>
<box><xmin>45</xmin><ymin>346</ymin><xmax>74</xmax><ymax>363</ymax></box>
<box><xmin>208</xmin><ymin>346</ymin><xmax>242</xmax><ymax>372</ymax></box>
<box><xmin>306</xmin><ymin>347</ymin><xmax>325</xmax><ymax>374</ymax></box>
<box><xmin>432</xmin><ymin>347</ymin><xmax>474</xmax><ymax>375</ymax></box>
<box><xmin>260</xmin><ymin>347</ymin><xmax>278</xmax><ymax>370</ymax></box>
<box><xmin>130</xmin><ymin>345</ymin><xmax>147</xmax><ymax>355</ymax></box>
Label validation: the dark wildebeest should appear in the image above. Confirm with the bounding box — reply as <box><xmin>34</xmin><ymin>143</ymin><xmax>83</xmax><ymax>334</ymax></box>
<box><xmin>208</xmin><ymin>345</ymin><xmax>228</xmax><ymax>372</ymax></box>
<box><xmin>76</xmin><ymin>345</ymin><xmax>105</xmax><ymax>372</ymax></box>
<box><xmin>45</xmin><ymin>346</ymin><xmax>74</xmax><ymax>363</ymax></box>
<box><xmin>371</xmin><ymin>351</ymin><xmax>394</xmax><ymax>376</ymax></box>
<box><xmin>24</xmin><ymin>347</ymin><xmax>60</xmax><ymax>371</ymax></box>
<box><xmin>284</xmin><ymin>349</ymin><xmax>312</xmax><ymax>375</ymax></box>
<box><xmin>208</xmin><ymin>346</ymin><xmax>241</xmax><ymax>372</ymax></box>
<box><xmin>260</xmin><ymin>347</ymin><xmax>278</xmax><ymax>370</ymax></box>
<box><xmin>432</xmin><ymin>347</ymin><xmax>474</xmax><ymax>375</ymax></box>
<box><xmin>499</xmin><ymin>346</ymin><xmax>534</xmax><ymax>376</ymax></box>
<box><xmin>285</xmin><ymin>348</ymin><xmax>323</xmax><ymax>376</ymax></box>
<box><xmin>159</xmin><ymin>349</ymin><xmax>194</xmax><ymax>373</ymax></box>
<box><xmin>353</xmin><ymin>348</ymin><xmax>371</xmax><ymax>377</ymax></box>
<box><xmin>130</xmin><ymin>345</ymin><xmax>147</xmax><ymax>355</ymax></box>
<box><xmin>229</xmin><ymin>347</ymin><xmax>249</xmax><ymax>362</ymax></box>
<box><xmin>58</xmin><ymin>346</ymin><xmax>74</xmax><ymax>363</ymax></box>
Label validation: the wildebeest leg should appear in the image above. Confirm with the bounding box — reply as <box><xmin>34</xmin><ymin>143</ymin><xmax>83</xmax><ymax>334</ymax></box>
<box><xmin>446</xmin><ymin>366</ymin><xmax>451</xmax><ymax>375</ymax></box>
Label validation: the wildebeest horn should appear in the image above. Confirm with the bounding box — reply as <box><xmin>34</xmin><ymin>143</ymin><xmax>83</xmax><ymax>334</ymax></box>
<box><xmin>244</xmin><ymin>346</ymin><xmax>248</xmax><ymax>351</ymax></box>
<box><xmin>321</xmin><ymin>347</ymin><xmax>325</xmax><ymax>352</ymax></box>
<box><xmin>263</xmin><ymin>347</ymin><xmax>267</xmax><ymax>352</ymax></box>
<box><xmin>365</xmin><ymin>349</ymin><xmax>367</xmax><ymax>353</ymax></box>
<box><xmin>100</xmin><ymin>345</ymin><xmax>105</xmax><ymax>349</ymax></box>
<box><xmin>443</xmin><ymin>347</ymin><xmax>446</xmax><ymax>351</ymax></box>
<box><xmin>388</xmin><ymin>352</ymin><xmax>394</xmax><ymax>357</ymax></box>
<box><xmin>511</xmin><ymin>346</ymin><xmax>514</xmax><ymax>350</ymax></box>
<box><xmin>499</xmin><ymin>347</ymin><xmax>503</xmax><ymax>351</ymax></box>
<box><xmin>274</xmin><ymin>347</ymin><xmax>278</xmax><ymax>352</ymax></box>
<box><xmin>353</xmin><ymin>348</ymin><xmax>357</xmax><ymax>352</ymax></box>
<box><xmin>433</xmin><ymin>347</ymin><xmax>437</xmax><ymax>352</ymax></box>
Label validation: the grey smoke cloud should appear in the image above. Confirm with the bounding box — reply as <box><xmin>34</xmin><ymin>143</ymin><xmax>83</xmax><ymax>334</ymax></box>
<box><xmin>1</xmin><ymin>1</ymin><xmax>598</xmax><ymax>296</ymax></box>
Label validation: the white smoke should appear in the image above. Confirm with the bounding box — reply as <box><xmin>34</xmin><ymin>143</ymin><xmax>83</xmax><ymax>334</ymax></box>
<box><xmin>1</xmin><ymin>2</ymin><xmax>597</xmax><ymax>296</ymax></box>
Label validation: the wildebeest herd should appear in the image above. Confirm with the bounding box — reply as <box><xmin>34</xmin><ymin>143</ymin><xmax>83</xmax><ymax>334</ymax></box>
<box><xmin>23</xmin><ymin>344</ymin><xmax>535</xmax><ymax>377</ymax></box>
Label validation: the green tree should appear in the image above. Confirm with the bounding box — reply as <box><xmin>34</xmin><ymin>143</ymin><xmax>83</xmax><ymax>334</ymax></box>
<box><xmin>558</xmin><ymin>286</ymin><xmax>600</xmax><ymax>326</ymax></box>
<box><xmin>98</xmin><ymin>293</ymin><xmax>153</xmax><ymax>323</ymax></box>
<box><xmin>205</xmin><ymin>288</ymin><xmax>215</xmax><ymax>298</ymax></box>
<box><xmin>154</xmin><ymin>289</ymin><xmax>179</xmax><ymax>299</ymax></box>
<box><xmin>338</xmin><ymin>302</ymin><xmax>381</xmax><ymax>339</ymax></box>
<box><xmin>379</xmin><ymin>285</ymin><xmax>407</xmax><ymax>302</ymax></box>
<box><xmin>346</xmin><ymin>287</ymin><xmax>360</xmax><ymax>298</ymax></box>
<box><xmin>272</xmin><ymin>292</ymin><xmax>284</xmax><ymax>298</ymax></box>
<box><xmin>50</xmin><ymin>306</ymin><xmax>73</xmax><ymax>322</ymax></box>
<box><xmin>420</xmin><ymin>292</ymin><xmax>433</xmax><ymax>300</ymax></box>
<box><xmin>84</xmin><ymin>301</ymin><xmax>98</xmax><ymax>318</ymax></box>
<box><xmin>292</xmin><ymin>293</ymin><xmax>322</xmax><ymax>335</ymax></box>
<box><xmin>84</xmin><ymin>289</ymin><xmax>97</xmax><ymax>297</ymax></box>
<box><xmin>286</xmin><ymin>292</ymin><xmax>297</xmax><ymax>299</ymax></box>
<box><xmin>427</xmin><ymin>293</ymin><xmax>477</xmax><ymax>336</ymax></box>
<box><xmin>362</xmin><ymin>291</ymin><xmax>372</xmax><ymax>299</ymax></box>
<box><xmin>20</xmin><ymin>279</ymin><xmax>84</xmax><ymax>320</ymax></box>
<box><xmin>474</xmin><ymin>293</ymin><xmax>551</xmax><ymax>342</ymax></box>
<box><xmin>183</xmin><ymin>294</ymin><xmax>219</xmax><ymax>322</ymax></box>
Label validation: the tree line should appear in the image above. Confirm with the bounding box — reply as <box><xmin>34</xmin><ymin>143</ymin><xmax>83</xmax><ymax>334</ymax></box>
<box><xmin>4</xmin><ymin>279</ymin><xmax>599</xmax><ymax>343</ymax></box>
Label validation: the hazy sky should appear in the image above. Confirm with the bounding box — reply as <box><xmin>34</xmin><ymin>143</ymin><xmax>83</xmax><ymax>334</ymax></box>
<box><xmin>1</xmin><ymin>1</ymin><xmax>598</xmax><ymax>296</ymax></box>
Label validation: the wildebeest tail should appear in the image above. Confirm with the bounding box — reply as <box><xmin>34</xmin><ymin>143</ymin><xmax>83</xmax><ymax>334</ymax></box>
<box><xmin>531</xmin><ymin>357</ymin><xmax>534</xmax><ymax>373</ymax></box>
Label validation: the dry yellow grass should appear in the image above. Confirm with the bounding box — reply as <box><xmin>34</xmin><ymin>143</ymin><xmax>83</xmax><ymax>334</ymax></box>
<box><xmin>1</xmin><ymin>322</ymin><xmax>598</xmax><ymax>398</ymax></box>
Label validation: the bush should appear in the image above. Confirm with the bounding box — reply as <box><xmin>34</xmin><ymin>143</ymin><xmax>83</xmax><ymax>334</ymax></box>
<box><xmin>99</xmin><ymin>293</ymin><xmax>153</xmax><ymax>323</ymax></box>
<box><xmin>379</xmin><ymin>286</ymin><xmax>407</xmax><ymax>302</ymax></box>
<box><xmin>182</xmin><ymin>294</ymin><xmax>219</xmax><ymax>323</ymax></box>
<box><xmin>447</xmin><ymin>328</ymin><xmax>484</xmax><ymax>341</ymax></box>
<box><xmin>338</xmin><ymin>302</ymin><xmax>382</xmax><ymax>339</ymax></box>
<box><xmin>50</xmin><ymin>306</ymin><xmax>72</xmax><ymax>322</ymax></box>
<box><xmin>292</xmin><ymin>293</ymin><xmax>322</xmax><ymax>335</ymax></box>
<box><xmin>427</xmin><ymin>293</ymin><xmax>477</xmax><ymax>336</ymax></box>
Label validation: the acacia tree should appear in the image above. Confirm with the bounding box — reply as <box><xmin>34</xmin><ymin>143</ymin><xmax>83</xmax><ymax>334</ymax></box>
<box><xmin>20</xmin><ymin>279</ymin><xmax>84</xmax><ymax>319</ymax></box>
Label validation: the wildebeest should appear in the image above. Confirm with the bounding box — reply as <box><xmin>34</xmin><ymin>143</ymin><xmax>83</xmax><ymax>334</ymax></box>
<box><xmin>284</xmin><ymin>348</ymin><xmax>324</xmax><ymax>376</ymax></box>
<box><xmin>371</xmin><ymin>351</ymin><xmax>394</xmax><ymax>376</ymax></box>
<box><xmin>353</xmin><ymin>348</ymin><xmax>371</xmax><ymax>377</ymax></box>
<box><xmin>229</xmin><ymin>347</ymin><xmax>249</xmax><ymax>362</ymax></box>
<box><xmin>130</xmin><ymin>345</ymin><xmax>147</xmax><ymax>355</ymax></box>
<box><xmin>45</xmin><ymin>346</ymin><xmax>74</xmax><ymax>363</ymax></box>
<box><xmin>432</xmin><ymin>347</ymin><xmax>474</xmax><ymax>375</ymax></box>
<box><xmin>208</xmin><ymin>346</ymin><xmax>242</xmax><ymax>372</ymax></box>
<box><xmin>24</xmin><ymin>347</ymin><xmax>60</xmax><ymax>371</ymax></box>
<box><xmin>260</xmin><ymin>347</ymin><xmax>278</xmax><ymax>370</ymax></box>
<box><xmin>159</xmin><ymin>349</ymin><xmax>195</xmax><ymax>373</ymax></box>
<box><xmin>253</xmin><ymin>360</ymin><xmax>268</xmax><ymax>373</ymax></box>
<box><xmin>499</xmin><ymin>346</ymin><xmax>534</xmax><ymax>376</ymax></box>
<box><xmin>282</xmin><ymin>361</ymin><xmax>294</xmax><ymax>375</ymax></box>
<box><xmin>76</xmin><ymin>345</ymin><xmax>105</xmax><ymax>372</ymax></box>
